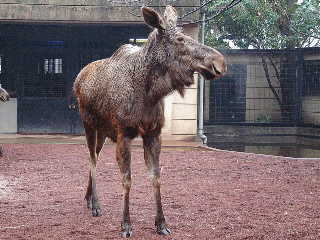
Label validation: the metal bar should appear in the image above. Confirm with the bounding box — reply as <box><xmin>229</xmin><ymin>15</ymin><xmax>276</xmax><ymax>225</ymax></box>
<box><xmin>198</xmin><ymin>11</ymin><xmax>207</xmax><ymax>145</ymax></box>
<box><xmin>295</xmin><ymin>49</ymin><xmax>303</xmax><ymax>125</ymax></box>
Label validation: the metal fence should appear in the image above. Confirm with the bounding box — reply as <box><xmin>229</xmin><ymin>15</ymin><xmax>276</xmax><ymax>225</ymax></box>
<box><xmin>204</xmin><ymin>47</ymin><xmax>320</xmax><ymax>127</ymax></box>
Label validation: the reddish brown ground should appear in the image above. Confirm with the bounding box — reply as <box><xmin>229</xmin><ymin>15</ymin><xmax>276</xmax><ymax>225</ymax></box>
<box><xmin>0</xmin><ymin>143</ymin><xmax>319</xmax><ymax>240</ymax></box>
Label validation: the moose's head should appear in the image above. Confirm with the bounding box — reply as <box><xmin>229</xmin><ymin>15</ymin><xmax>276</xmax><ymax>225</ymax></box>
<box><xmin>142</xmin><ymin>5</ymin><xmax>227</xmax><ymax>91</ymax></box>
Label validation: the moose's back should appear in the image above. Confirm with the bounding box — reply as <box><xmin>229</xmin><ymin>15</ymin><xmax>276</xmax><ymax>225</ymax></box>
<box><xmin>73</xmin><ymin>43</ymin><xmax>158</xmax><ymax>130</ymax></box>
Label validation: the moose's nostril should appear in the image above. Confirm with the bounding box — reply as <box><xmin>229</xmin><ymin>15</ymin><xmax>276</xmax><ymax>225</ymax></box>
<box><xmin>212</xmin><ymin>65</ymin><xmax>221</xmax><ymax>75</ymax></box>
<box><xmin>212</xmin><ymin>60</ymin><xmax>227</xmax><ymax>76</ymax></box>
<box><xmin>212</xmin><ymin>63</ymin><xmax>226</xmax><ymax>77</ymax></box>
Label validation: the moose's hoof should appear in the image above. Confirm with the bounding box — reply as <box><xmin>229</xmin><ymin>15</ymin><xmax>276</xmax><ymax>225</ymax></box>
<box><xmin>91</xmin><ymin>207</ymin><xmax>102</xmax><ymax>217</ymax></box>
<box><xmin>85</xmin><ymin>196</ymin><xmax>102</xmax><ymax>217</ymax></box>
<box><xmin>156</xmin><ymin>223</ymin><xmax>171</xmax><ymax>235</ymax></box>
<box><xmin>121</xmin><ymin>223</ymin><xmax>132</xmax><ymax>238</ymax></box>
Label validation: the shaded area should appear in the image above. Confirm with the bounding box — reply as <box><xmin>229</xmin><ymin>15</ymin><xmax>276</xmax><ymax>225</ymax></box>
<box><xmin>0</xmin><ymin>144</ymin><xmax>319</xmax><ymax>239</ymax></box>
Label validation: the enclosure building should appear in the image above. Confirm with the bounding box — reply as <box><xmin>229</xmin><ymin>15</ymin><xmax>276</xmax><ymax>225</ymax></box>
<box><xmin>0</xmin><ymin>0</ymin><xmax>200</xmax><ymax>140</ymax></box>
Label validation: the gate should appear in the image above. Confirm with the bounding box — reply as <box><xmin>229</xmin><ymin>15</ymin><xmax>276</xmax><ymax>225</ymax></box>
<box><xmin>18</xmin><ymin>41</ymin><xmax>71</xmax><ymax>133</ymax></box>
<box><xmin>17</xmin><ymin>40</ymin><xmax>111</xmax><ymax>134</ymax></box>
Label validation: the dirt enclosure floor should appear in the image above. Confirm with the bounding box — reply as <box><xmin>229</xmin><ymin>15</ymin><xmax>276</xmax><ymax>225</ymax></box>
<box><xmin>0</xmin><ymin>143</ymin><xmax>319</xmax><ymax>240</ymax></box>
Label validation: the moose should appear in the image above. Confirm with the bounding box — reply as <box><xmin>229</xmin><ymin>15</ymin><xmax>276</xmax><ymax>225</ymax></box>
<box><xmin>74</xmin><ymin>5</ymin><xmax>226</xmax><ymax>238</ymax></box>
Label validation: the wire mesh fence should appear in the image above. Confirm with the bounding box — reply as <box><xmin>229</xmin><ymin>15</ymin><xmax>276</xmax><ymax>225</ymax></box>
<box><xmin>204</xmin><ymin>47</ymin><xmax>320</xmax><ymax>127</ymax></box>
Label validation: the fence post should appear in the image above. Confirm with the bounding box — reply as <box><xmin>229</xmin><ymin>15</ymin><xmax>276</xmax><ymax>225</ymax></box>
<box><xmin>295</xmin><ymin>49</ymin><xmax>304</xmax><ymax>126</ymax></box>
<box><xmin>198</xmin><ymin>11</ymin><xmax>207</xmax><ymax>145</ymax></box>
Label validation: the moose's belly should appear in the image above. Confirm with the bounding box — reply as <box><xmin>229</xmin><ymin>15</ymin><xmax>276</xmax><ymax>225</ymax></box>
<box><xmin>98</xmin><ymin>100</ymin><xmax>164</xmax><ymax>139</ymax></box>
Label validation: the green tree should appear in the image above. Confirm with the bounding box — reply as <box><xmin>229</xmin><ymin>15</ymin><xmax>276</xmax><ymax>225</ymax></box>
<box><xmin>205</xmin><ymin>0</ymin><xmax>320</xmax><ymax>121</ymax></box>
<box><xmin>206</xmin><ymin>0</ymin><xmax>320</xmax><ymax>49</ymax></box>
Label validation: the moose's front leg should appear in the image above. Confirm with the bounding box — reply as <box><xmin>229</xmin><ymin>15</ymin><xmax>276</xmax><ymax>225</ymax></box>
<box><xmin>143</xmin><ymin>134</ymin><xmax>171</xmax><ymax>235</ymax></box>
<box><xmin>116</xmin><ymin>131</ymin><xmax>133</xmax><ymax>238</ymax></box>
<box><xmin>83</xmin><ymin>123</ymin><xmax>101</xmax><ymax>217</ymax></box>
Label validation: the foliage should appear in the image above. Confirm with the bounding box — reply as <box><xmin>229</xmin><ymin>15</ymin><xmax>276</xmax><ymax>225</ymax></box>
<box><xmin>205</xmin><ymin>0</ymin><xmax>320</xmax><ymax>49</ymax></box>
<box><xmin>256</xmin><ymin>114</ymin><xmax>272</xmax><ymax>123</ymax></box>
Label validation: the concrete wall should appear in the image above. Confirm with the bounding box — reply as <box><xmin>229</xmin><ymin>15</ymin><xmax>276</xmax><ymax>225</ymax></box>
<box><xmin>0</xmin><ymin>0</ymin><xmax>199</xmax><ymax>23</ymax></box>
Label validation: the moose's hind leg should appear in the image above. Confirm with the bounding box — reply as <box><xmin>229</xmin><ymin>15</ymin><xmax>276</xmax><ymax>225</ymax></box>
<box><xmin>85</xmin><ymin>129</ymin><xmax>108</xmax><ymax>209</ymax></box>
<box><xmin>116</xmin><ymin>129</ymin><xmax>136</xmax><ymax>238</ymax></box>
<box><xmin>84</xmin><ymin>123</ymin><xmax>102</xmax><ymax>217</ymax></box>
<box><xmin>85</xmin><ymin>171</ymin><xmax>93</xmax><ymax>209</ymax></box>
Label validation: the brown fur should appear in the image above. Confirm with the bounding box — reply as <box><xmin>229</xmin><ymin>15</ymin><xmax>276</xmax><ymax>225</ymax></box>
<box><xmin>73</xmin><ymin>5</ymin><xmax>226</xmax><ymax>238</ymax></box>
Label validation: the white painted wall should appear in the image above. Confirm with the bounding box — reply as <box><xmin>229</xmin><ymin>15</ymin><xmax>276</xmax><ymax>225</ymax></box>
<box><xmin>0</xmin><ymin>98</ymin><xmax>17</xmax><ymax>133</ymax></box>
<box><xmin>162</xmin><ymin>75</ymin><xmax>198</xmax><ymax>140</ymax></box>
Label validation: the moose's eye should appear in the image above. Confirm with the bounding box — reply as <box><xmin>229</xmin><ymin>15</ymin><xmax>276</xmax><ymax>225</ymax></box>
<box><xmin>176</xmin><ymin>36</ymin><xmax>184</xmax><ymax>42</ymax></box>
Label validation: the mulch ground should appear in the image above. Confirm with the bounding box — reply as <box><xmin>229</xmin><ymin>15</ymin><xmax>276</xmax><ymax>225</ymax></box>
<box><xmin>0</xmin><ymin>143</ymin><xmax>319</xmax><ymax>240</ymax></box>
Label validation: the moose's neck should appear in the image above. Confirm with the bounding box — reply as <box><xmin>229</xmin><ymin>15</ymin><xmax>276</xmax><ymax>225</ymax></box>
<box><xmin>144</xmin><ymin>68</ymin><xmax>174</xmax><ymax>106</ymax></box>
<box><xmin>141</xmin><ymin>31</ymin><xmax>193</xmax><ymax>106</ymax></box>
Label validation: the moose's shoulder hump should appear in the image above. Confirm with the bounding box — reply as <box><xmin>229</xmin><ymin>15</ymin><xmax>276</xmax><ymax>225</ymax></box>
<box><xmin>112</xmin><ymin>44</ymin><xmax>141</xmax><ymax>58</ymax></box>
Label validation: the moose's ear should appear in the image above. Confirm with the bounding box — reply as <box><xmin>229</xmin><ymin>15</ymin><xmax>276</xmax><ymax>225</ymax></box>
<box><xmin>142</xmin><ymin>7</ymin><xmax>165</xmax><ymax>31</ymax></box>
<box><xmin>163</xmin><ymin>5</ymin><xmax>178</xmax><ymax>28</ymax></box>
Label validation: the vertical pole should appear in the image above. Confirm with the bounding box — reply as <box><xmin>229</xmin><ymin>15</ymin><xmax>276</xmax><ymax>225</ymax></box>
<box><xmin>198</xmin><ymin>12</ymin><xmax>207</xmax><ymax>145</ymax></box>
<box><xmin>295</xmin><ymin>49</ymin><xmax>303</xmax><ymax>126</ymax></box>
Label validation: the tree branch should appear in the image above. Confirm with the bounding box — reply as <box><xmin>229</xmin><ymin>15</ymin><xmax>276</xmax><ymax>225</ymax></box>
<box><xmin>261</xmin><ymin>55</ymin><xmax>282</xmax><ymax>107</ymax></box>
<box><xmin>291</xmin><ymin>25</ymin><xmax>320</xmax><ymax>41</ymax></box>
<box><xmin>178</xmin><ymin>0</ymin><xmax>243</xmax><ymax>26</ymax></box>
<box><xmin>179</xmin><ymin>0</ymin><xmax>214</xmax><ymax>20</ymax></box>
<box><xmin>267</xmin><ymin>56</ymin><xmax>281</xmax><ymax>84</ymax></box>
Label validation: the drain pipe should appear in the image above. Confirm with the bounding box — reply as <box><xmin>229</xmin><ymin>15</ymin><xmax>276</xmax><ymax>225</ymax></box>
<box><xmin>198</xmin><ymin>12</ymin><xmax>207</xmax><ymax>145</ymax></box>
